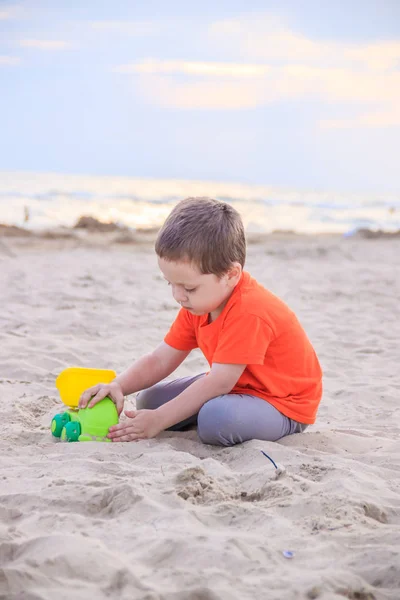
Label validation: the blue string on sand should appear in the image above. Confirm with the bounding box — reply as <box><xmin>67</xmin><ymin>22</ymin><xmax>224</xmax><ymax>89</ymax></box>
<box><xmin>260</xmin><ymin>450</ymin><xmax>278</xmax><ymax>469</ymax></box>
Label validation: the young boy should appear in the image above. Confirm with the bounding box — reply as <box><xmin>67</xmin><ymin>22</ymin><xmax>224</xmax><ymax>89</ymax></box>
<box><xmin>79</xmin><ymin>197</ymin><xmax>323</xmax><ymax>446</ymax></box>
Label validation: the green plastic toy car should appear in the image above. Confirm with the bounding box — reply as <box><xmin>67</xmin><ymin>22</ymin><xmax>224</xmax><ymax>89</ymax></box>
<box><xmin>51</xmin><ymin>396</ymin><xmax>119</xmax><ymax>442</ymax></box>
<box><xmin>52</xmin><ymin>367</ymin><xmax>120</xmax><ymax>442</ymax></box>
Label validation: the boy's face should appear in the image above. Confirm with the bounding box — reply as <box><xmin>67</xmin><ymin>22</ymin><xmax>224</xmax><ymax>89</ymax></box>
<box><xmin>158</xmin><ymin>257</ymin><xmax>240</xmax><ymax>317</ymax></box>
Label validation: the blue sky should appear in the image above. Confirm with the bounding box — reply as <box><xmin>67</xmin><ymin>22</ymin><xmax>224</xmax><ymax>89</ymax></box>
<box><xmin>1</xmin><ymin>0</ymin><xmax>399</xmax><ymax>192</ymax></box>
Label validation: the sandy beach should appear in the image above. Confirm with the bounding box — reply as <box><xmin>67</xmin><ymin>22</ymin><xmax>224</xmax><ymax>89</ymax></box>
<box><xmin>0</xmin><ymin>227</ymin><xmax>399</xmax><ymax>600</ymax></box>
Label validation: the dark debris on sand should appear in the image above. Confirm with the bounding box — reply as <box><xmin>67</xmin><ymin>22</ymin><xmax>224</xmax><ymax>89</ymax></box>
<box><xmin>354</xmin><ymin>228</ymin><xmax>400</xmax><ymax>239</ymax></box>
<box><xmin>73</xmin><ymin>215</ymin><xmax>127</xmax><ymax>233</ymax></box>
<box><xmin>0</xmin><ymin>224</ymin><xmax>32</xmax><ymax>237</ymax></box>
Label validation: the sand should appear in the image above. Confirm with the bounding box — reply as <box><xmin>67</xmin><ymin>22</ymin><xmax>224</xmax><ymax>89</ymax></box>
<box><xmin>0</xmin><ymin>229</ymin><xmax>399</xmax><ymax>600</ymax></box>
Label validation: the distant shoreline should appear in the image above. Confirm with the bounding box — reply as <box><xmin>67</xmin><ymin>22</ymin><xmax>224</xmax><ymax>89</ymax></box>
<box><xmin>1</xmin><ymin>217</ymin><xmax>400</xmax><ymax>247</ymax></box>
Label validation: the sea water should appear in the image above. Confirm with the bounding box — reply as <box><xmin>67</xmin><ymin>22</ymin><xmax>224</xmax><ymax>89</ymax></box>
<box><xmin>1</xmin><ymin>171</ymin><xmax>399</xmax><ymax>234</ymax></box>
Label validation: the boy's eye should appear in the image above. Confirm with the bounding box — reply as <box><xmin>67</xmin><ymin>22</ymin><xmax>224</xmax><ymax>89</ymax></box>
<box><xmin>166</xmin><ymin>281</ymin><xmax>195</xmax><ymax>293</ymax></box>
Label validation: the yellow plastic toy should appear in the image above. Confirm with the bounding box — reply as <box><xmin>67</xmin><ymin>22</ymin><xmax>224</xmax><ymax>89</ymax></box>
<box><xmin>55</xmin><ymin>367</ymin><xmax>117</xmax><ymax>408</ymax></box>
<box><xmin>51</xmin><ymin>367</ymin><xmax>119</xmax><ymax>442</ymax></box>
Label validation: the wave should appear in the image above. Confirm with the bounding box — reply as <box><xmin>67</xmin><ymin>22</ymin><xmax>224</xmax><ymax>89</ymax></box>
<box><xmin>1</xmin><ymin>171</ymin><xmax>399</xmax><ymax>234</ymax></box>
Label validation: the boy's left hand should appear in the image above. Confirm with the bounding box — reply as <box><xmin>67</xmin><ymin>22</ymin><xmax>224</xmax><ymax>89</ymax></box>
<box><xmin>107</xmin><ymin>409</ymin><xmax>163</xmax><ymax>442</ymax></box>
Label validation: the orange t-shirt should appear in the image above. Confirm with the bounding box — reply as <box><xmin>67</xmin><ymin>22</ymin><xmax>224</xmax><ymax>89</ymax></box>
<box><xmin>164</xmin><ymin>271</ymin><xmax>323</xmax><ymax>424</ymax></box>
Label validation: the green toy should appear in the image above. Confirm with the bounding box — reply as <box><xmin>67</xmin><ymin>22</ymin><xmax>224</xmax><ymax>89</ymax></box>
<box><xmin>51</xmin><ymin>367</ymin><xmax>119</xmax><ymax>442</ymax></box>
<box><xmin>51</xmin><ymin>397</ymin><xmax>119</xmax><ymax>442</ymax></box>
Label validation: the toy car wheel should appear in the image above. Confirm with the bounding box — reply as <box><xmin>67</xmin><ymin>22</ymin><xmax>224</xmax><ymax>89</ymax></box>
<box><xmin>62</xmin><ymin>421</ymin><xmax>81</xmax><ymax>442</ymax></box>
<box><xmin>51</xmin><ymin>412</ymin><xmax>71</xmax><ymax>438</ymax></box>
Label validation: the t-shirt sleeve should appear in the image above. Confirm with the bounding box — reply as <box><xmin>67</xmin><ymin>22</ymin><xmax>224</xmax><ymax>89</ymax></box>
<box><xmin>213</xmin><ymin>311</ymin><xmax>273</xmax><ymax>365</ymax></box>
<box><xmin>164</xmin><ymin>308</ymin><xmax>198</xmax><ymax>351</ymax></box>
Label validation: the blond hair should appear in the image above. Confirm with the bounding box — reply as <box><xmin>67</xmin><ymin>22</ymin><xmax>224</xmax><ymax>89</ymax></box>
<box><xmin>155</xmin><ymin>197</ymin><xmax>246</xmax><ymax>276</ymax></box>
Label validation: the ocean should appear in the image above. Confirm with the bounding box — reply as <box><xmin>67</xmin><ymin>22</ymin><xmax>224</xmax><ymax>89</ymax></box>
<box><xmin>1</xmin><ymin>171</ymin><xmax>399</xmax><ymax>235</ymax></box>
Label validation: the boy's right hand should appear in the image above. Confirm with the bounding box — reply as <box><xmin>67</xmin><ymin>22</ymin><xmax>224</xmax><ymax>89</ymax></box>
<box><xmin>78</xmin><ymin>381</ymin><xmax>125</xmax><ymax>415</ymax></box>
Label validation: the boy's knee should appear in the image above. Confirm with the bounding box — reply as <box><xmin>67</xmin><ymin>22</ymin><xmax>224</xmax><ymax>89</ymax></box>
<box><xmin>136</xmin><ymin>384</ymin><xmax>162</xmax><ymax>410</ymax></box>
<box><xmin>197</xmin><ymin>398</ymin><xmax>240</xmax><ymax>447</ymax></box>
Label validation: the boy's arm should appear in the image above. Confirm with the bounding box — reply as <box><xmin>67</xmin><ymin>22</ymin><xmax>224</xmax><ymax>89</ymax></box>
<box><xmin>115</xmin><ymin>342</ymin><xmax>190</xmax><ymax>395</ymax></box>
<box><xmin>108</xmin><ymin>363</ymin><xmax>246</xmax><ymax>441</ymax></box>
<box><xmin>79</xmin><ymin>342</ymin><xmax>189</xmax><ymax>410</ymax></box>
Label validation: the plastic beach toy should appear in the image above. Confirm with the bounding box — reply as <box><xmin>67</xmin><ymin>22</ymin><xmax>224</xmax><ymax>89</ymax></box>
<box><xmin>55</xmin><ymin>367</ymin><xmax>116</xmax><ymax>408</ymax></box>
<box><xmin>51</xmin><ymin>367</ymin><xmax>119</xmax><ymax>442</ymax></box>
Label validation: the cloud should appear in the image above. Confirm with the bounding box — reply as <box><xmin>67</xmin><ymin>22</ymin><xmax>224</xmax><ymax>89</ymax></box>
<box><xmin>115</xmin><ymin>59</ymin><xmax>271</xmax><ymax>77</ymax></box>
<box><xmin>210</xmin><ymin>17</ymin><xmax>331</xmax><ymax>64</ymax></box>
<box><xmin>116</xmin><ymin>59</ymin><xmax>400</xmax><ymax>116</ymax></box>
<box><xmin>346</xmin><ymin>41</ymin><xmax>400</xmax><ymax>72</ymax></box>
<box><xmin>135</xmin><ymin>74</ymin><xmax>266</xmax><ymax>109</ymax></box>
<box><xmin>18</xmin><ymin>39</ymin><xmax>73</xmax><ymax>50</ymax></box>
<box><xmin>114</xmin><ymin>14</ymin><xmax>400</xmax><ymax>124</ymax></box>
<box><xmin>115</xmin><ymin>60</ymin><xmax>270</xmax><ymax>108</ymax></box>
<box><xmin>90</xmin><ymin>21</ymin><xmax>160</xmax><ymax>35</ymax></box>
<box><xmin>209</xmin><ymin>15</ymin><xmax>400</xmax><ymax>72</ymax></box>
<box><xmin>0</xmin><ymin>56</ymin><xmax>21</xmax><ymax>66</ymax></box>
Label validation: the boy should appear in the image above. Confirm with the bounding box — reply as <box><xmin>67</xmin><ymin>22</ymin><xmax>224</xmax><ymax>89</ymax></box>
<box><xmin>79</xmin><ymin>197</ymin><xmax>322</xmax><ymax>446</ymax></box>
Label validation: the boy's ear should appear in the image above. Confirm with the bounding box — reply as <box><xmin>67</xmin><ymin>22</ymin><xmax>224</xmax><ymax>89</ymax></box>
<box><xmin>226</xmin><ymin>263</ymin><xmax>242</xmax><ymax>285</ymax></box>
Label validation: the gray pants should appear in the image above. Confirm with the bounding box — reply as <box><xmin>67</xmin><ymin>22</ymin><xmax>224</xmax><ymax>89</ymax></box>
<box><xmin>136</xmin><ymin>374</ymin><xmax>307</xmax><ymax>447</ymax></box>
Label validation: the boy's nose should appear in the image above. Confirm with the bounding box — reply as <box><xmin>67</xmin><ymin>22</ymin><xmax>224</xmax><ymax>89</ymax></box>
<box><xmin>172</xmin><ymin>286</ymin><xmax>188</xmax><ymax>304</ymax></box>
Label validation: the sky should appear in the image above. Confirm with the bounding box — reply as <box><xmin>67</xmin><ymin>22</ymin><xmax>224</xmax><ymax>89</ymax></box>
<box><xmin>0</xmin><ymin>0</ymin><xmax>400</xmax><ymax>192</ymax></box>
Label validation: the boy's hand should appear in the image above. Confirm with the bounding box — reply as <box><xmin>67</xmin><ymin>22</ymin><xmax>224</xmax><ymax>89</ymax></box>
<box><xmin>107</xmin><ymin>409</ymin><xmax>163</xmax><ymax>442</ymax></box>
<box><xmin>78</xmin><ymin>381</ymin><xmax>125</xmax><ymax>415</ymax></box>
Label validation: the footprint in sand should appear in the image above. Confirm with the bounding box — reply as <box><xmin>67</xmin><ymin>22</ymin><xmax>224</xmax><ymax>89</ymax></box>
<box><xmin>175</xmin><ymin>467</ymin><xmax>291</xmax><ymax>505</ymax></box>
<box><xmin>362</xmin><ymin>502</ymin><xmax>388</xmax><ymax>524</ymax></box>
<box><xmin>299</xmin><ymin>463</ymin><xmax>330</xmax><ymax>482</ymax></box>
